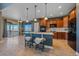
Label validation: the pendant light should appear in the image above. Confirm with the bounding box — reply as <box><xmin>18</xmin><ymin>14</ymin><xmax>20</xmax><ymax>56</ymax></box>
<box><xmin>34</xmin><ymin>4</ymin><xmax>37</xmax><ymax>21</ymax></box>
<box><xmin>44</xmin><ymin>3</ymin><xmax>48</xmax><ymax>20</ymax></box>
<box><xmin>26</xmin><ymin>8</ymin><xmax>29</xmax><ymax>22</ymax></box>
<box><xmin>18</xmin><ymin>17</ymin><xmax>22</xmax><ymax>23</ymax></box>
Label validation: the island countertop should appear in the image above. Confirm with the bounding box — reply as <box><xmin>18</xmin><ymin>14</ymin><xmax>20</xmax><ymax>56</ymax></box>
<box><xmin>23</xmin><ymin>32</ymin><xmax>54</xmax><ymax>35</ymax></box>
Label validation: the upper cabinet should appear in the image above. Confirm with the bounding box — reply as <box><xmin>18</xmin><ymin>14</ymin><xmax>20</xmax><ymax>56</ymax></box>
<box><xmin>69</xmin><ymin>8</ymin><xmax>76</xmax><ymax>21</ymax></box>
<box><xmin>63</xmin><ymin>16</ymin><xmax>68</xmax><ymax>28</ymax></box>
<box><xmin>39</xmin><ymin>8</ymin><xmax>76</xmax><ymax>29</ymax></box>
<box><xmin>39</xmin><ymin>18</ymin><xmax>47</xmax><ymax>26</ymax></box>
<box><xmin>56</xmin><ymin>19</ymin><xmax>63</xmax><ymax>28</ymax></box>
<box><xmin>39</xmin><ymin>18</ymin><xmax>63</xmax><ymax>28</ymax></box>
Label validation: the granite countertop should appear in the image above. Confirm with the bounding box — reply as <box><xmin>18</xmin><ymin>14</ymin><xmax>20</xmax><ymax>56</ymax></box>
<box><xmin>23</xmin><ymin>32</ymin><xmax>54</xmax><ymax>35</ymax></box>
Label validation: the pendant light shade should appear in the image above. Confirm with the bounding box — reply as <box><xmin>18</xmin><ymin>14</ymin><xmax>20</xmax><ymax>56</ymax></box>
<box><xmin>26</xmin><ymin>20</ymin><xmax>29</xmax><ymax>22</ymax></box>
<box><xmin>34</xmin><ymin>18</ymin><xmax>37</xmax><ymax>21</ymax></box>
<box><xmin>26</xmin><ymin>8</ymin><xmax>29</xmax><ymax>22</ymax></box>
<box><xmin>44</xmin><ymin>3</ymin><xmax>48</xmax><ymax>20</ymax></box>
<box><xmin>18</xmin><ymin>17</ymin><xmax>22</xmax><ymax>23</ymax></box>
<box><xmin>34</xmin><ymin>5</ymin><xmax>37</xmax><ymax>21</ymax></box>
<box><xmin>18</xmin><ymin>20</ymin><xmax>22</xmax><ymax>23</ymax></box>
<box><xmin>44</xmin><ymin>17</ymin><xmax>48</xmax><ymax>20</ymax></box>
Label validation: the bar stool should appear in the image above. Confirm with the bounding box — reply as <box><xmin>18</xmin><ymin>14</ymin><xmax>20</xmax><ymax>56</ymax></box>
<box><xmin>34</xmin><ymin>38</ymin><xmax>46</xmax><ymax>51</ymax></box>
<box><xmin>25</xmin><ymin>36</ymin><xmax>33</xmax><ymax>48</ymax></box>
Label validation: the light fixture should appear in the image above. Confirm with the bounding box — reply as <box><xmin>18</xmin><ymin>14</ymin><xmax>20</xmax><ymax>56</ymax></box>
<box><xmin>37</xmin><ymin>10</ymin><xmax>40</xmax><ymax>13</ymax></box>
<box><xmin>44</xmin><ymin>17</ymin><xmax>48</xmax><ymax>20</ymax></box>
<box><xmin>18</xmin><ymin>20</ymin><xmax>20</xmax><ymax>22</ymax></box>
<box><xmin>34</xmin><ymin>18</ymin><xmax>37</xmax><ymax>21</ymax></box>
<box><xmin>34</xmin><ymin>5</ymin><xmax>37</xmax><ymax>21</ymax></box>
<box><xmin>19</xmin><ymin>21</ymin><xmax>22</xmax><ymax>23</ymax></box>
<box><xmin>26</xmin><ymin>20</ymin><xmax>29</xmax><ymax>22</ymax></box>
<box><xmin>44</xmin><ymin>3</ymin><xmax>48</xmax><ymax>20</ymax></box>
<box><xmin>26</xmin><ymin>8</ymin><xmax>29</xmax><ymax>23</ymax></box>
<box><xmin>18</xmin><ymin>18</ymin><xmax>22</xmax><ymax>23</ymax></box>
<box><xmin>58</xmin><ymin>6</ymin><xmax>62</xmax><ymax>9</ymax></box>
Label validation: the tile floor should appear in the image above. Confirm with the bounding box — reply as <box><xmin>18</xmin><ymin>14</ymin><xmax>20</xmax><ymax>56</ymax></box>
<box><xmin>0</xmin><ymin>36</ymin><xmax>76</xmax><ymax>56</ymax></box>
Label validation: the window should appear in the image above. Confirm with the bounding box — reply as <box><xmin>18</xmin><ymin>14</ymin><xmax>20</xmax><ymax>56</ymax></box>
<box><xmin>24</xmin><ymin>24</ymin><xmax>32</xmax><ymax>32</ymax></box>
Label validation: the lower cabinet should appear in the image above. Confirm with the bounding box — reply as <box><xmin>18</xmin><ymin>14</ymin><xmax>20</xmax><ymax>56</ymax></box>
<box><xmin>53</xmin><ymin>32</ymin><xmax>66</xmax><ymax>40</ymax></box>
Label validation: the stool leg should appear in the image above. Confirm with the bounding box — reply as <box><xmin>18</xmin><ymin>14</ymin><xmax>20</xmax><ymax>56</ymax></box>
<box><xmin>29</xmin><ymin>42</ymin><xmax>31</xmax><ymax>48</ymax></box>
<box><xmin>35</xmin><ymin>44</ymin><xmax>38</xmax><ymax>50</ymax></box>
<box><xmin>41</xmin><ymin>45</ymin><xmax>44</xmax><ymax>51</ymax></box>
<box><xmin>39</xmin><ymin>44</ymin><xmax>44</xmax><ymax>51</ymax></box>
<box><xmin>25</xmin><ymin>40</ymin><xmax>26</xmax><ymax>47</ymax></box>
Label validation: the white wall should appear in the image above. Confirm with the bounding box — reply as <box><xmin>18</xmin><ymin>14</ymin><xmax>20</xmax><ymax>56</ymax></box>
<box><xmin>34</xmin><ymin>22</ymin><xmax>39</xmax><ymax>32</ymax></box>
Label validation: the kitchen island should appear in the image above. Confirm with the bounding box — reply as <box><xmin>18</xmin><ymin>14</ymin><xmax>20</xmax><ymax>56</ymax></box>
<box><xmin>24</xmin><ymin>32</ymin><xmax>54</xmax><ymax>48</ymax></box>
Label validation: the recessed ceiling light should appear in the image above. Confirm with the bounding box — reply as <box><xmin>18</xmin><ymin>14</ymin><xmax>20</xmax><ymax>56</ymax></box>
<box><xmin>58</xmin><ymin>6</ymin><xmax>62</xmax><ymax>9</ymax></box>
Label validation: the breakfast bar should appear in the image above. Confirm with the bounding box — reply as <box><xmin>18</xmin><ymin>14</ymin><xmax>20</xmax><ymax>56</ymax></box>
<box><xmin>24</xmin><ymin>32</ymin><xmax>54</xmax><ymax>50</ymax></box>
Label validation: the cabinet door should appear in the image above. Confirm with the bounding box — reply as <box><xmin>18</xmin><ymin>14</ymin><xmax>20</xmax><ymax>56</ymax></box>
<box><xmin>68</xmin><ymin>19</ymin><xmax>76</xmax><ymax>51</ymax></box>
<box><xmin>57</xmin><ymin>20</ymin><xmax>63</xmax><ymax>27</ymax></box>
<box><xmin>39</xmin><ymin>19</ymin><xmax>47</xmax><ymax>26</ymax></box>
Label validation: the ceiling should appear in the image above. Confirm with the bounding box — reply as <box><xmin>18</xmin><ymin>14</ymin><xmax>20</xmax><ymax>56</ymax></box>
<box><xmin>77</xmin><ymin>4</ymin><xmax>79</xmax><ymax>13</ymax></box>
<box><xmin>1</xmin><ymin>3</ymin><xmax>76</xmax><ymax>21</ymax></box>
<box><xmin>0</xmin><ymin>3</ymin><xmax>12</xmax><ymax>10</ymax></box>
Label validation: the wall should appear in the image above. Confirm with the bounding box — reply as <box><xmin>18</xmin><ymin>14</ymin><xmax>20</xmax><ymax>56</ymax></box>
<box><xmin>34</xmin><ymin>22</ymin><xmax>39</xmax><ymax>32</ymax></box>
<box><xmin>77</xmin><ymin>4</ymin><xmax>79</xmax><ymax>52</ymax></box>
<box><xmin>0</xmin><ymin>16</ymin><xmax>4</xmax><ymax>40</ymax></box>
<box><xmin>77</xmin><ymin>12</ymin><xmax>79</xmax><ymax>52</ymax></box>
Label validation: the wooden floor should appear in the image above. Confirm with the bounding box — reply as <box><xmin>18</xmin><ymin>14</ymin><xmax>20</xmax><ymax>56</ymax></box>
<box><xmin>0</xmin><ymin>36</ymin><xmax>76</xmax><ymax>56</ymax></box>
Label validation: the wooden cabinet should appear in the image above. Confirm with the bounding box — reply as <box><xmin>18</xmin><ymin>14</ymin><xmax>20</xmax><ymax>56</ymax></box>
<box><xmin>39</xmin><ymin>18</ymin><xmax>47</xmax><ymax>26</ymax></box>
<box><xmin>63</xmin><ymin>16</ymin><xmax>68</xmax><ymax>28</ymax></box>
<box><xmin>69</xmin><ymin>9</ymin><xmax>76</xmax><ymax>21</ymax></box>
<box><xmin>53</xmin><ymin>32</ymin><xmax>66</xmax><ymax>39</ymax></box>
<box><xmin>39</xmin><ymin>18</ymin><xmax>66</xmax><ymax>40</ymax></box>
<box><xmin>39</xmin><ymin>18</ymin><xmax>63</xmax><ymax>28</ymax></box>
<box><xmin>57</xmin><ymin>20</ymin><xmax>63</xmax><ymax>27</ymax></box>
<box><xmin>68</xmin><ymin>8</ymin><xmax>76</xmax><ymax>51</ymax></box>
<box><xmin>48</xmin><ymin>20</ymin><xmax>57</xmax><ymax>28</ymax></box>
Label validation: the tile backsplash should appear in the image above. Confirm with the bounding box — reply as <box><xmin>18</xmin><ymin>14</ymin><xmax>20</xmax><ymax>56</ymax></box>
<box><xmin>50</xmin><ymin>28</ymin><xmax>69</xmax><ymax>32</ymax></box>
